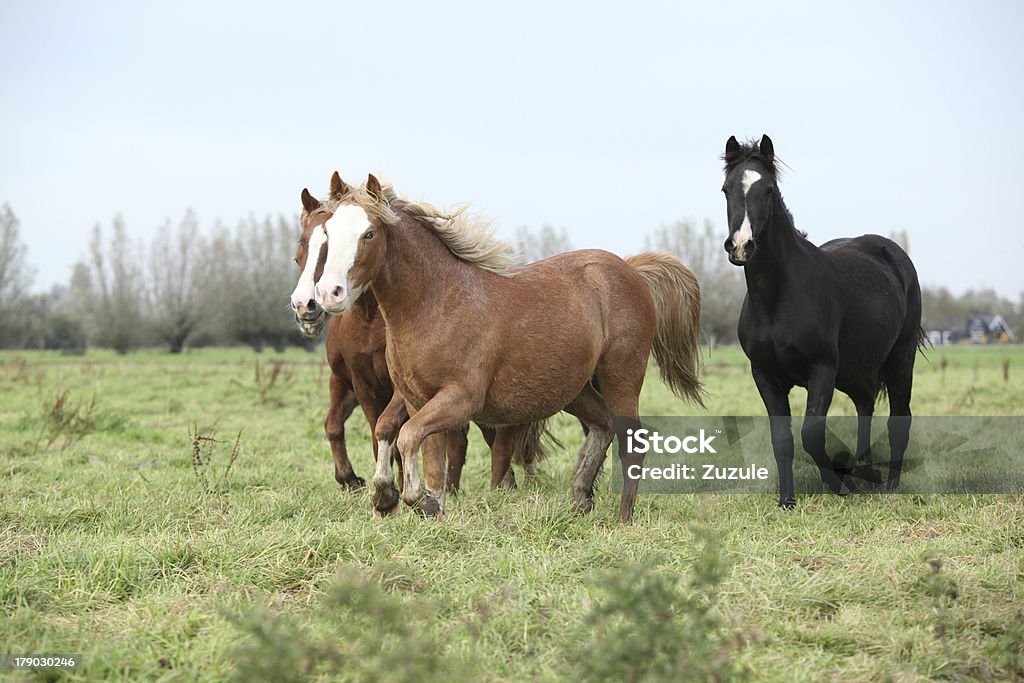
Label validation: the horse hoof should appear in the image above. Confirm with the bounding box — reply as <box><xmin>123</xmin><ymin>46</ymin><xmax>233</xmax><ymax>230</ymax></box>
<box><xmin>885</xmin><ymin>477</ymin><xmax>901</xmax><ymax>492</ymax></box>
<box><xmin>416</xmin><ymin>495</ymin><xmax>443</xmax><ymax>518</ymax></box>
<box><xmin>854</xmin><ymin>466</ymin><xmax>883</xmax><ymax>485</ymax></box>
<box><xmin>837</xmin><ymin>474</ymin><xmax>856</xmax><ymax>496</ymax></box>
<box><xmin>337</xmin><ymin>475</ymin><xmax>366</xmax><ymax>491</ymax></box>
<box><xmin>832</xmin><ymin>451</ymin><xmax>855</xmax><ymax>474</ymax></box>
<box><xmin>498</xmin><ymin>469</ymin><xmax>517</xmax><ymax>490</ymax></box>
<box><xmin>573</xmin><ymin>497</ymin><xmax>595</xmax><ymax>515</ymax></box>
<box><xmin>373</xmin><ymin>485</ymin><xmax>400</xmax><ymax>517</ymax></box>
<box><xmin>778</xmin><ymin>497</ymin><xmax>796</xmax><ymax>509</ymax></box>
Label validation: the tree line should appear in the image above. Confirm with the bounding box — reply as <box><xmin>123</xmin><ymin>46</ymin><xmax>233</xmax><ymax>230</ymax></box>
<box><xmin>0</xmin><ymin>204</ymin><xmax>308</xmax><ymax>353</ymax></box>
<box><xmin>0</xmin><ymin>202</ymin><xmax>1020</xmax><ymax>353</ymax></box>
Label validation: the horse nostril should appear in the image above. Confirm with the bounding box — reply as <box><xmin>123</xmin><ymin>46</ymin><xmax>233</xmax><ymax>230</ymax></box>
<box><xmin>307</xmin><ymin>299</ymin><xmax>318</xmax><ymax>311</ymax></box>
<box><xmin>332</xmin><ymin>285</ymin><xmax>344</xmax><ymax>298</ymax></box>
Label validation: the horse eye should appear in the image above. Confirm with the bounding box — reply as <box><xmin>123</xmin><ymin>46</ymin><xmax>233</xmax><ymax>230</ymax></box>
<box><xmin>364</xmin><ymin>230</ymin><xmax>376</xmax><ymax>241</ymax></box>
<box><xmin>293</xmin><ymin>257</ymin><xmax>299</xmax><ymax>265</ymax></box>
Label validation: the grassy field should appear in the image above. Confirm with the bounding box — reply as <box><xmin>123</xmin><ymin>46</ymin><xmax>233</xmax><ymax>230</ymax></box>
<box><xmin>1</xmin><ymin>345</ymin><xmax>1022</xmax><ymax>681</ymax></box>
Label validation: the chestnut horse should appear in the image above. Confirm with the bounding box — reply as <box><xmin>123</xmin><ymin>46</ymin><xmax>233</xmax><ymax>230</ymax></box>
<box><xmin>289</xmin><ymin>184</ymin><xmax>538</xmax><ymax>510</ymax></box>
<box><xmin>314</xmin><ymin>173</ymin><xmax>704</xmax><ymax>523</ymax></box>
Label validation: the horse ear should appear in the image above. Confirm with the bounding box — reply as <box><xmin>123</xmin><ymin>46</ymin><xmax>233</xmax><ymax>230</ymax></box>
<box><xmin>759</xmin><ymin>135</ymin><xmax>775</xmax><ymax>164</ymax></box>
<box><xmin>724</xmin><ymin>136</ymin><xmax>743</xmax><ymax>166</ymax></box>
<box><xmin>365</xmin><ymin>174</ymin><xmax>383</xmax><ymax>201</ymax></box>
<box><xmin>329</xmin><ymin>171</ymin><xmax>349</xmax><ymax>200</ymax></box>
<box><xmin>300</xmin><ymin>188</ymin><xmax>319</xmax><ymax>213</ymax></box>
<box><xmin>725</xmin><ymin>135</ymin><xmax>740</xmax><ymax>156</ymax></box>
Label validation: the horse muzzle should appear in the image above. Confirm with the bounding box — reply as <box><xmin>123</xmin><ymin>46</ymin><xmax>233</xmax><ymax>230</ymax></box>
<box><xmin>726</xmin><ymin>238</ymin><xmax>756</xmax><ymax>266</ymax></box>
<box><xmin>294</xmin><ymin>312</ymin><xmax>326</xmax><ymax>337</ymax></box>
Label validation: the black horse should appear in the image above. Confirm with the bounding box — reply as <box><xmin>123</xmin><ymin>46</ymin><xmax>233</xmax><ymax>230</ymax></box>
<box><xmin>722</xmin><ymin>134</ymin><xmax>924</xmax><ymax>508</ymax></box>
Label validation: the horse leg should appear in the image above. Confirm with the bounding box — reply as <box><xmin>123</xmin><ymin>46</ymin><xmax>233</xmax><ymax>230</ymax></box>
<box><xmin>562</xmin><ymin>383</ymin><xmax>613</xmax><ymax>517</ymax></box>
<box><xmin>883</xmin><ymin>360</ymin><xmax>914</xmax><ymax>492</ymax></box>
<box><xmin>490</xmin><ymin>426</ymin><xmax>517</xmax><ymax>489</ymax></box>
<box><xmin>371</xmin><ymin>391</ymin><xmax>408</xmax><ymax>517</ymax></box>
<box><xmin>474</xmin><ymin>423</ymin><xmax>511</xmax><ymax>484</ymax></box>
<box><xmin>445</xmin><ymin>424</ymin><xmax>470</xmax><ymax>494</ymax></box>
<box><xmin>418</xmin><ymin>431</ymin><xmax>449</xmax><ymax>517</ymax></box>
<box><xmin>850</xmin><ymin>389</ymin><xmax>883</xmax><ymax>485</ymax></box>
<box><xmin>325</xmin><ymin>374</ymin><xmax>364</xmax><ymax>489</ymax></box>
<box><xmin>802</xmin><ymin>364</ymin><xmax>855</xmax><ymax>496</ymax></box>
<box><xmin>396</xmin><ymin>387</ymin><xmax>481</xmax><ymax>516</ymax></box>
<box><xmin>752</xmin><ymin>367</ymin><xmax>796</xmax><ymax>508</ymax></box>
<box><xmin>589</xmin><ymin>349</ymin><xmax>646</xmax><ymax>523</ymax></box>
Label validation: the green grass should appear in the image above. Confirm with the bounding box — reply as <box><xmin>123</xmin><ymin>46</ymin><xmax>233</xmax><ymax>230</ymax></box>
<box><xmin>1</xmin><ymin>345</ymin><xmax>1023</xmax><ymax>681</ymax></box>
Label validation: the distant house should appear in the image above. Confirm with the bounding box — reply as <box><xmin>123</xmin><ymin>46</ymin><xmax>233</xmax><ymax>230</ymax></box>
<box><xmin>964</xmin><ymin>314</ymin><xmax>1015</xmax><ymax>344</ymax></box>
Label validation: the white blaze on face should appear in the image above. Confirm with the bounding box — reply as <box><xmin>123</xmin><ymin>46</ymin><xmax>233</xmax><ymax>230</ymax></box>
<box><xmin>315</xmin><ymin>204</ymin><xmax>372</xmax><ymax>313</ymax></box>
<box><xmin>290</xmin><ymin>225</ymin><xmax>326</xmax><ymax>315</ymax></box>
<box><xmin>732</xmin><ymin>169</ymin><xmax>762</xmax><ymax>260</ymax></box>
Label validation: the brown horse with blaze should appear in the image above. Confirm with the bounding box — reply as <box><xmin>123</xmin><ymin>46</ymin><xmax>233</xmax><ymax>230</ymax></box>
<box><xmin>314</xmin><ymin>173</ymin><xmax>704</xmax><ymax>523</ymax></box>
<box><xmin>289</xmin><ymin>183</ymin><xmax>540</xmax><ymax>514</ymax></box>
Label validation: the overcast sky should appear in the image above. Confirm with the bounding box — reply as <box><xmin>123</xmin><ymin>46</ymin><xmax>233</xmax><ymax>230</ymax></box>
<box><xmin>2</xmin><ymin>0</ymin><xmax>1022</xmax><ymax>298</ymax></box>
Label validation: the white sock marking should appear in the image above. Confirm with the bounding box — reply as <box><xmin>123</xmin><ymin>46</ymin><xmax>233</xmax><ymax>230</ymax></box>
<box><xmin>374</xmin><ymin>439</ymin><xmax>394</xmax><ymax>487</ymax></box>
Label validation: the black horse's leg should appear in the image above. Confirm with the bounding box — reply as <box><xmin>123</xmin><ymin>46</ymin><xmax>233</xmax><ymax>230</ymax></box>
<box><xmin>752</xmin><ymin>367</ymin><xmax>796</xmax><ymax>508</ymax></box>
<box><xmin>802</xmin><ymin>364</ymin><xmax>855</xmax><ymax>496</ymax></box>
<box><xmin>851</xmin><ymin>391</ymin><xmax>883</xmax><ymax>484</ymax></box>
<box><xmin>883</xmin><ymin>366</ymin><xmax>914</xmax><ymax>492</ymax></box>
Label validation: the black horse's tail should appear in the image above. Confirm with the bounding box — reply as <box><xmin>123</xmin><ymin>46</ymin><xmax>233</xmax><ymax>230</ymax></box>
<box><xmin>916</xmin><ymin>327</ymin><xmax>931</xmax><ymax>353</ymax></box>
<box><xmin>877</xmin><ymin>327</ymin><xmax>930</xmax><ymax>400</ymax></box>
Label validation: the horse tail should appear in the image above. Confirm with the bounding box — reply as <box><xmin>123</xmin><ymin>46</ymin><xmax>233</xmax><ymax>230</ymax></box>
<box><xmin>916</xmin><ymin>326</ymin><xmax>931</xmax><ymax>352</ymax></box>
<box><xmin>625</xmin><ymin>252</ymin><xmax>706</xmax><ymax>408</ymax></box>
<box><xmin>510</xmin><ymin>419</ymin><xmax>560</xmax><ymax>474</ymax></box>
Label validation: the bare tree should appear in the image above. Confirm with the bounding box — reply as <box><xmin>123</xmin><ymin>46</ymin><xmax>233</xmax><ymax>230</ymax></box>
<box><xmin>148</xmin><ymin>210</ymin><xmax>212</xmax><ymax>352</ymax></box>
<box><xmin>73</xmin><ymin>217</ymin><xmax>146</xmax><ymax>353</ymax></box>
<box><xmin>515</xmin><ymin>224</ymin><xmax>573</xmax><ymax>263</ymax></box>
<box><xmin>208</xmin><ymin>215</ymin><xmax>299</xmax><ymax>351</ymax></box>
<box><xmin>646</xmin><ymin>219</ymin><xmax>745</xmax><ymax>347</ymax></box>
<box><xmin>0</xmin><ymin>203</ymin><xmax>34</xmax><ymax>348</ymax></box>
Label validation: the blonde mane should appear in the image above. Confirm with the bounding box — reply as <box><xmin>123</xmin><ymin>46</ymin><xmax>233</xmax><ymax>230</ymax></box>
<box><xmin>329</xmin><ymin>177</ymin><xmax>519</xmax><ymax>277</ymax></box>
